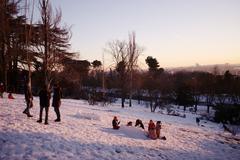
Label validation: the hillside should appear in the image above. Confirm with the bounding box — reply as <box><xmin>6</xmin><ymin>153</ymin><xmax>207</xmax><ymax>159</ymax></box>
<box><xmin>0</xmin><ymin>94</ymin><xmax>240</xmax><ymax>160</ymax></box>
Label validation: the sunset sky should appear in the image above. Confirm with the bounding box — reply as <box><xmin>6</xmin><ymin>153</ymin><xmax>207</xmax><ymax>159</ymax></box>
<box><xmin>49</xmin><ymin>0</ymin><xmax>240</xmax><ymax>68</ymax></box>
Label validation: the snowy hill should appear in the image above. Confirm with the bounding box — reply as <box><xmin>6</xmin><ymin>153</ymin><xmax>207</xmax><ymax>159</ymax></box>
<box><xmin>0</xmin><ymin>94</ymin><xmax>240</xmax><ymax>160</ymax></box>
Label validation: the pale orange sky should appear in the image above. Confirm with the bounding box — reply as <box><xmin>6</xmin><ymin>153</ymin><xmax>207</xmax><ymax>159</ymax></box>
<box><xmin>50</xmin><ymin>0</ymin><xmax>240</xmax><ymax>68</ymax></box>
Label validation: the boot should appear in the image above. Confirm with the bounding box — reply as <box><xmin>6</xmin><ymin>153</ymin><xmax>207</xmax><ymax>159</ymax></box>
<box><xmin>37</xmin><ymin>119</ymin><xmax>42</xmax><ymax>123</ymax></box>
<box><xmin>23</xmin><ymin>109</ymin><xmax>28</xmax><ymax>114</ymax></box>
<box><xmin>54</xmin><ymin>119</ymin><xmax>61</xmax><ymax>122</ymax></box>
<box><xmin>27</xmin><ymin>114</ymin><xmax>33</xmax><ymax>117</ymax></box>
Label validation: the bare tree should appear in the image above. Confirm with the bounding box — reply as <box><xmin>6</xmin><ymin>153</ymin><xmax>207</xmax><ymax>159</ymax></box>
<box><xmin>38</xmin><ymin>0</ymin><xmax>71</xmax><ymax>89</ymax></box>
<box><xmin>23</xmin><ymin>0</ymin><xmax>35</xmax><ymax>98</ymax></box>
<box><xmin>128</xmin><ymin>32</ymin><xmax>141</xmax><ymax>107</ymax></box>
<box><xmin>105</xmin><ymin>32</ymin><xmax>142</xmax><ymax>108</ymax></box>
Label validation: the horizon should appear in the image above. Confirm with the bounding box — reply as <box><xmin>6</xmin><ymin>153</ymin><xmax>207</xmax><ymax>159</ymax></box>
<box><xmin>47</xmin><ymin>0</ymin><xmax>240</xmax><ymax>68</ymax></box>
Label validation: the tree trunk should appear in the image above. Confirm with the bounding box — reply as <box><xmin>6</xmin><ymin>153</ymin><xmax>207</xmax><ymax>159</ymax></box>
<box><xmin>150</xmin><ymin>98</ymin><xmax>153</xmax><ymax>112</ymax></box>
<box><xmin>138</xmin><ymin>95</ymin><xmax>140</xmax><ymax>104</ymax></box>
<box><xmin>1</xmin><ymin>42</ymin><xmax>7</xmax><ymax>91</ymax></box>
<box><xmin>121</xmin><ymin>96</ymin><xmax>125</xmax><ymax>108</ymax></box>
<box><xmin>12</xmin><ymin>55</ymin><xmax>18</xmax><ymax>92</ymax></box>
<box><xmin>129</xmin><ymin>95</ymin><xmax>132</xmax><ymax>107</ymax></box>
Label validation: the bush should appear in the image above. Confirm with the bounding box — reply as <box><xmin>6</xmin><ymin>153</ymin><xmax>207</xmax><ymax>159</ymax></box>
<box><xmin>214</xmin><ymin>104</ymin><xmax>240</xmax><ymax>125</ymax></box>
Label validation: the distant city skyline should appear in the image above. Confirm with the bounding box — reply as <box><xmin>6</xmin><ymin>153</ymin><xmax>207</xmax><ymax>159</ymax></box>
<box><xmin>47</xmin><ymin>0</ymin><xmax>240</xmax><ymax>68</ymax></box>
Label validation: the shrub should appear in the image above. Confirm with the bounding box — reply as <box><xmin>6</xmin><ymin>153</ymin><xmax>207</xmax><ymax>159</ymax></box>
<box><xmin>214</xmin><ymin>104</ymin><xmax>240</xmax><ymax>125</ymax></box>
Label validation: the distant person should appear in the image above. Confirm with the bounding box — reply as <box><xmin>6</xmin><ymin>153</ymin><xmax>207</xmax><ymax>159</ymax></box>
<box><xmin>156</xmin><ymin>121</ymin><xmax>162</xmax><ymax>138</ymax></box>
<box><xmin>23</xmin><ymin>83</ymin><xmax>33</xmax><ymax>117</ymax></box>
<box><xmin>0</xmin><ymin>83</ymin><xmax>4</xmax><ymax>98</ymax></box>
<box><xmin>37</xmin><ymin>85</ymin><xmax>51</xmax><ymax>125</ymax></box>
<box><xmin>135</xmin><ymin>119</ymin><xmax>145</xmax><ymax>129</ymax></box>
<box><xmin>112</xmin><ymin>116</ymin><xmax>120</xmax><ymax>129</ymax></box>
<box><xmin>52</xmin><ymin>83</ymin><xmax>62</xmax><ymax>122</ymax></box>
<box><xmin>196</xmin><ymin>117</ymin><xmax>200</xmax><ymax>126</ymax></box>
<box><xmin>127</xmin><ymin>121</ymin><xmax>133</xmax><ymax>126</ymax></box>
<box><xmin>8</xmin><ymin>93</ymin><xmax>14</xmax><ymax>99</ymax></box>
<box><xmin>148</xmin><ymin>120</ymin><xmax>157</xmax><ymax>139</ymax></box>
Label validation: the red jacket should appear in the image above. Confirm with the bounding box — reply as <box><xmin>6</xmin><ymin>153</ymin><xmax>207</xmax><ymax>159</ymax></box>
<box><xmin>8</xmin><ymin>94</ymin><xmax>14</xmax><ymax>99</ymax></box>
<box><xmin>148</xmin><ymin>122</ymin><xmax>156</xmax><ymax>131</ymax></box>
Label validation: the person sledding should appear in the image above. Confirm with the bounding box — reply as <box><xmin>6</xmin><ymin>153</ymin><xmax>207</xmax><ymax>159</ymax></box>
<box><xmin>112</xmin><ymin>116</ymin><xmax>120</xmax><ymax>130</ymax></box>
<box><xmin>148</xmin><ymin>120</ymin><xmax>157</xmax><ymax>139</ymax></box>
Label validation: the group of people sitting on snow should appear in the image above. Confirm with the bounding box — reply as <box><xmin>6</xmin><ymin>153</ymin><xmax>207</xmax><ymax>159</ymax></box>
<box><xmin>112</xmin><ymin>116</ymin><xmax>165</xmax><ymax>140</ymax></box>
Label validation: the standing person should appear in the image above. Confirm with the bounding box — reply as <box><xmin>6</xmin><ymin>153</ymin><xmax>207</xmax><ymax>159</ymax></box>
<box><xmin>37</xmin><ymin>85</ymin><xmax>51</xmax><ymax>125</ymax></box>
<box><xmin>156</xmin><ymin>121</ymin><xmax>162</xmax><ymax>138</ymax></box>
<box><xmin>52</xmin><ymin>83</ymin><xmax>62</xmax><ymax>122</ymax></box>
<box><xmin>196</xmin><ymin>117</ymin><xmax>200</xmax><ymax>126</ymax></box>
<box><xmin>23</xmin><ymin>83</ymin><xmax>33</xmax><ymax>117</ymax></box>
<box><xmin>148</xmin><ymin>120</ymin><xmax>157</xmax><ymax>139</ymax></box>
<box><xmin>0</xmin><ymin>83</ymin><xmax>4</xmax><ymax>98</ymax></box>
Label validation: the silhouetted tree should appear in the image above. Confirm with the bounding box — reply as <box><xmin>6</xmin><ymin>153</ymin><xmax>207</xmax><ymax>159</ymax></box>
<box><xmin>105</xmin><ymin>33</ymin><xmax>142</xmax><ymax>108</ymax></box>
<box><xmin>92</xmin><ymin>60</ymin><xmax>102</xmax><ymax>68</ymax></box>
<box><xmin>0</xmin><ymin>0</ymin><xmax>24</xmax><ymax>90</ymax></box>
<box><xmin>37</xmin><ymin>0</ymin><xmax>71</xmax><ymax>89</ymax></box>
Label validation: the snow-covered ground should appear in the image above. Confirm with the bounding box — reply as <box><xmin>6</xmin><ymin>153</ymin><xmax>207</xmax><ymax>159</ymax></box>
<box><xmin>0</xmin><ymin>94</ymin><xmax>240</xmax><ymax>160</ymax></box>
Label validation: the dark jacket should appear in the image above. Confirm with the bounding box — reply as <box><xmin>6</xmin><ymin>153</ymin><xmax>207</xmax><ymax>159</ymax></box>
<box><xmin>52</xmin><ymin>86</ymin><xmax>62</xmax><ymax>108</ymax></box>
<box><xmin>24</xmin><ymin>84</ymin><xmax>33</xmax><ymax>103</ymax></box>
<box><xmin>135</xmin><ymin>119</ymin><xmax>145</xmax><ymax>129</ymax></box>
<box><xmin>39</xmin><ymin>88</ymin><xmax>51</xmax><ymax>107</ymax></box>
<box><xmin>112</xmin><ymin>119</ymin><xmax>120</xmax><ymax>128</ymax></box>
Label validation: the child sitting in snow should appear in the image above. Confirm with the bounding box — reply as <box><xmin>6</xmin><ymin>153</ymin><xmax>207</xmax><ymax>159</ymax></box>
<box><xmin>148</xmin><ymin>120</ymin><xmax>157</xmax><ymax>139</ymax></box>
<box><xmin>156</xmin><ymin>121</ymin><xmax>162</xmax><ymax>138</ymax></box>
<box><xmin>112</xmin><ymin>116</ymin><xmax>120</xmax><ymax>130</ymax></box>
<box><xmin>127</xmin><ymin>121</ymin><xmax>133</xmax><ymax>126</ymax></box>
<box><xmin>8</xmin><ymin>93</ymin><xmax>15</xmax><ymax>99</ymax></box>
<box><xmin>135</xmin><ymin>119</ymin><xmax>145</xmax><ymax>129</ymax></box>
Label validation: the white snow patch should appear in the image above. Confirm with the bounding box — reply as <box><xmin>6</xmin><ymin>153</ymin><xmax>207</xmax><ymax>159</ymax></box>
<box><xmin>0</xmin><ymin>94</ymin><xmax>239</xmax><ymax>160</ymax></box>
<box><xmin>72</xmin><ymin>110</ymin><xmax>101</xmax><ymax>121</ymax></box>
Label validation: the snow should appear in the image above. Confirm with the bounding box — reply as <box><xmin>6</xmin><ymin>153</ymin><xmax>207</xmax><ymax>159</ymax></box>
<box><xmin>0</xmin><ymin>93</ymin><xmax>240</xmax><ymax>160</ymax></box>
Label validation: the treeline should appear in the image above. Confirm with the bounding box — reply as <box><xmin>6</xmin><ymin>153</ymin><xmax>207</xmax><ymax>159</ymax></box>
<box><xmin>82</xmin><ymin>57</ymin><xmax>240</xmax><ymax>124</ymax></box>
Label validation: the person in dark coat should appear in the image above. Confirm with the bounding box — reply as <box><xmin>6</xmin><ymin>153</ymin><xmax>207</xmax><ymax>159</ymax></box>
<box><xmin>23</xmin><ymin>83</ymin><xmax>33</xmax><ymax>117</ymax></box>
<box><xmin>196</xmin><ymin>117</ymin><xmax>200</xmax><ymax>126</ymax></box>
<box><xmin>37</xmin><ymin>85</ymin><xmax>51</xmax><ymax>125</ymax></box>
<box><xmin>112</xmin><ymin>116</ymin><xmax>120</xmax><ymax>129</ymax></box>
<box><xmin>52</xmin><ymin>83</ymin><xmax>62</xmax><ymax>122</ymax></box>
<box><xmin>135</xmin><ymin>119</ymin><xmax>145</xmax><ymax>129</ymax></box>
